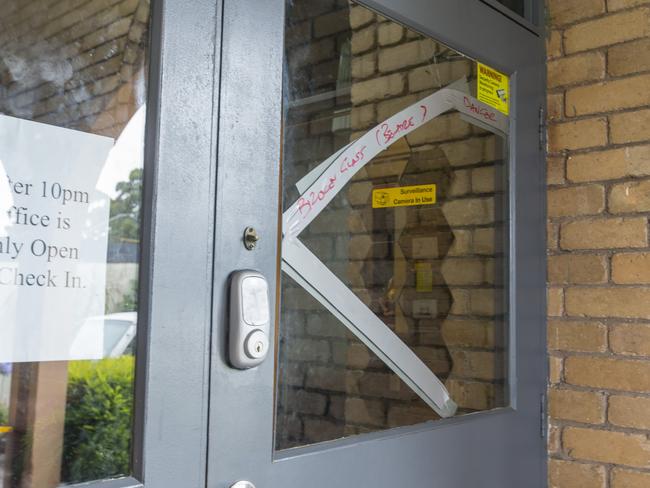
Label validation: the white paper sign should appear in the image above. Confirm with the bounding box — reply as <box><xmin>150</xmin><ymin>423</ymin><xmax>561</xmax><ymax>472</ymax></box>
<box><xmin>0</xmin><ymin>115</ymin><xmax>114</xmax><ymax>362</ymax></box>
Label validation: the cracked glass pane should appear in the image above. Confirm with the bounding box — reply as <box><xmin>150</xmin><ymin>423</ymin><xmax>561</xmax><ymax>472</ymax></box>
<box><xmin>276</xmin><ymin>0</ymin><xmax>508</xmax><ymax>450</ymax></box>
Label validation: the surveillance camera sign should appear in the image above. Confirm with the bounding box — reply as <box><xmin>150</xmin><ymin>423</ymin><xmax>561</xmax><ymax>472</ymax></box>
<box><xmin>0</xmin><ymin>115</ymin><xmax>114</xmax><ymax>362</ymax></box>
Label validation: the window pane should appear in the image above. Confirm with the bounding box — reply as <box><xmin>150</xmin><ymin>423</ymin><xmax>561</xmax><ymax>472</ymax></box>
<box><xmin>0</xmin><ymin>0</ymin><xmax>150</xmax><ymax>485</ymax></box>
<box><xmin>494</xmin><ymin>0</ymin><xmax>526</xmax><ymax>18</ymax></box>
<box><xmin>276</xmin><ymin>0</ymin><xmax>509</xmax><ymax>450</ymax></box>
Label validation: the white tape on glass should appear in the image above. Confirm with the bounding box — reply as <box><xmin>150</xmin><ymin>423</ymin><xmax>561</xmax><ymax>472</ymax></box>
<box><xmin>281</xmin><ymin>82</ymin><xmax>508</xmax><ymax>418</ymax></box>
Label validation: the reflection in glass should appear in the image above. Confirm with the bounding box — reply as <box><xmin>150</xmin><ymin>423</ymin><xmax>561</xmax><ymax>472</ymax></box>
<box><xmin>495</xmin><ymin>0</ymin><xmax>526</xmax><ymax>17</ymax></box>
<box><xmin>0</xmin><ymin>1</ymin><xmax>150</xmax><ymax>485</ymax></box>
<box><xmin>276</xmin><ymin>0</ymin><xmax>508</xmax><ymax>450</ymax></box>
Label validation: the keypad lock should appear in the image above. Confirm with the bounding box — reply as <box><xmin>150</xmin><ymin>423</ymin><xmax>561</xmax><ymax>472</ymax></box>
<box><xmin>229</xmin><ymin>270</ymin><xmax>271</xmax><ymax>369</ymax></box>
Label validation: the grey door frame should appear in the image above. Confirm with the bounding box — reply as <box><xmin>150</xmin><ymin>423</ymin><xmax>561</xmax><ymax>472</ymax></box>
<box><xmin>68</xmin><ymin>0</ymin><xmax>222</xmax><ymax>487</ymax></box>
<box><xmin>207</xmin><ymin>0</ymin><xmax>547</xmax><ymax>487</ymax></box>
<box><xmin>480</xmin><ymin>0</ymin><xmax>542</xmax><ymax>31</ymax></box>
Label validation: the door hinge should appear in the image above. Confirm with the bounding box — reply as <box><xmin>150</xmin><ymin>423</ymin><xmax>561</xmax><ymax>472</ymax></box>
<box><xmin>538</xmin><ymin>106</ymin><xmax>547</xmax><ymax>151</ymax></box>
<box><xmin>540</xmin><ymin>393</ymin><xmax>547</xmax><ymax>439</ymax></box>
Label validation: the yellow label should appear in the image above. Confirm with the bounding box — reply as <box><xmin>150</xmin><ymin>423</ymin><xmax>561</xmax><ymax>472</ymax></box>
<box><xmin>372</xmin><ymin>184</ymin><xmax>436</xmax><ymax>209</ymax></box>
<box><xmin>0</xmin><ymin>426</ymin><xmax>13</xmax><ymax>434</ymax></box>
<box><xmin>477</xmin><ymin>62</ymin><xmax>509</xmax><ymax>115</ymax></box>
<box><xmin>415</xmin><ymin>262</ymin><xmax>433</xmax><ymax>292</ymax></box>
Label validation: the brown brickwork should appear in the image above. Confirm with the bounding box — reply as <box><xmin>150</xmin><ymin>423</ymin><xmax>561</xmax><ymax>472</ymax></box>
<box><xmin>546</xmin><ymin>0</ymin><xmax>650</xmax><ymax>485</ymax></box>
<box><xmin>0</xmin><ymin>0</ymin><xmax>149</xmax><ymax>139</ymax></box>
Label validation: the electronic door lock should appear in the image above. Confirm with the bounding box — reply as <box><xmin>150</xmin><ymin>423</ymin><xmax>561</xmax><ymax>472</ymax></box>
<box><xmin>229</xmin><ymin>270</ymin><xmax>271</xmax><ymax>369</ymax></box>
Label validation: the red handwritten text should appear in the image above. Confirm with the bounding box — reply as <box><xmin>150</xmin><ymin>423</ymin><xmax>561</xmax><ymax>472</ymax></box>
<box><xmin>463</xmin><ymin>96</ymin><xmax>496</xmax><ymax>122</ymax></box>
<box><xmin>340</xmin><ymin>145</ymin><xmax>367</xmax><ymax>173</ymax></box>
<box><xmin>376</xmin><ymin>117</ymin><xmax>415</xmax><ymax>145</ymax></box>
<box><xmin>296</xmin><ymin>144</ymin><xmax>368</xmax><ymax>220</ymax></box>
<box><xmin>297</xmin><ymin>175</ymin><xmax>337</xmax><ymax>218</ymax></box>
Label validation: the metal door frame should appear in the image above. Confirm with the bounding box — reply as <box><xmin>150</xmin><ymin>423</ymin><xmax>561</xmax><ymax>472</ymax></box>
<box><xmin>208</xmin><ymin>0</ymin><xmax>546</xmax><ymax>486</ymax></box>
<box><xmin>70</xmin><ymin>1</ymin><xmax>223</xmax><ymax>487</ymax></box>
<box><xmin>480</xmin><ymin>0</ymin><xmax>542</xmax><ymax>32</ymax></box>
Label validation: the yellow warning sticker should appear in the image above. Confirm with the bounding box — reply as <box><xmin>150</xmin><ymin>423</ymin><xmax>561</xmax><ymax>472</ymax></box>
<box><xmin>415</xmin><ymin>262</ymin><xmax>433</xmax><ymax>292</ymax></box>
<box><xmin>477</xmin><ymin>62</ymin><xmax>509</xmax><ymax>115</ymax></box>
<box><xmin>372</xmin><ymin>184</ymin><xmax>436</xmax><ymax>209</ymax></box>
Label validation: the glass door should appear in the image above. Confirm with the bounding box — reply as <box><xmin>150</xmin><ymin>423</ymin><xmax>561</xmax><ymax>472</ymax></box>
<box><xmin>208</xmin><ymin>0</ymin><xmax>545</xmax><ymax>487</ymax></box>
<box><xmin>0</xmin><ymin>1</ymin><xmax>219</xmax><ymax>487</ymax></box>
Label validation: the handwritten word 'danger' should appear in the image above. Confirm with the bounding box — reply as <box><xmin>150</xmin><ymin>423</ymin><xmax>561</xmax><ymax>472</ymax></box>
<box><xmin>463</xmin><ymin>96</ymin><xmax>496</xmax><ymax>122</ymax></box>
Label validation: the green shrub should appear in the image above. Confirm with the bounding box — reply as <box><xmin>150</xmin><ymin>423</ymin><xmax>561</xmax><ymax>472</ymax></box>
<box><xmin>0</xmin><ymin>404</ymin><xmax>7</xmax><ymax>425</ymax></box>
<box><xmin>61</xmin><ymin>356</ymin><xmax>135</xmax><ymax>484</ymax></box>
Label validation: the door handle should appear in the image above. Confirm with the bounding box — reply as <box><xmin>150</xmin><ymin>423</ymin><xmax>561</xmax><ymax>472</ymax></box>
<box><xmin>229</xmin><ymin>270</ymin><xmax>271</xmax><ymax>369</ymax></box>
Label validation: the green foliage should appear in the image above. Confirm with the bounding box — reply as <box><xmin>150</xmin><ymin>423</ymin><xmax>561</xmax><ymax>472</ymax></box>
<box><xmin>61</xmin><ymin>357</ymin><xmax>135</xmax><ymax>484</ymax></box>
<box><xmin>109</xmin><ymin>168</ymin><xmax>143</xmax><ymax>242</ymax></box>
<box><xmin>113</xmin><ymin>279</ymin><xmax>139</xmax><ymax>313</ymax></box>
<box><xmin>0</xmin><ymin>403</ymin><xmax>7</xmax><ymax>425</ymax></box>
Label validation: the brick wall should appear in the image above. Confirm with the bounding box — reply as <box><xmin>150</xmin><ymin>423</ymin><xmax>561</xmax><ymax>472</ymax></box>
<box><xmin>546</xmin><ymin>0</ymin><xmax>650</xmax><ymax>486</ymax></box>
<box><xmin>0</xmin><ymin>0</ymin><xmax>149</xmax><ymax>139</ymax></box>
